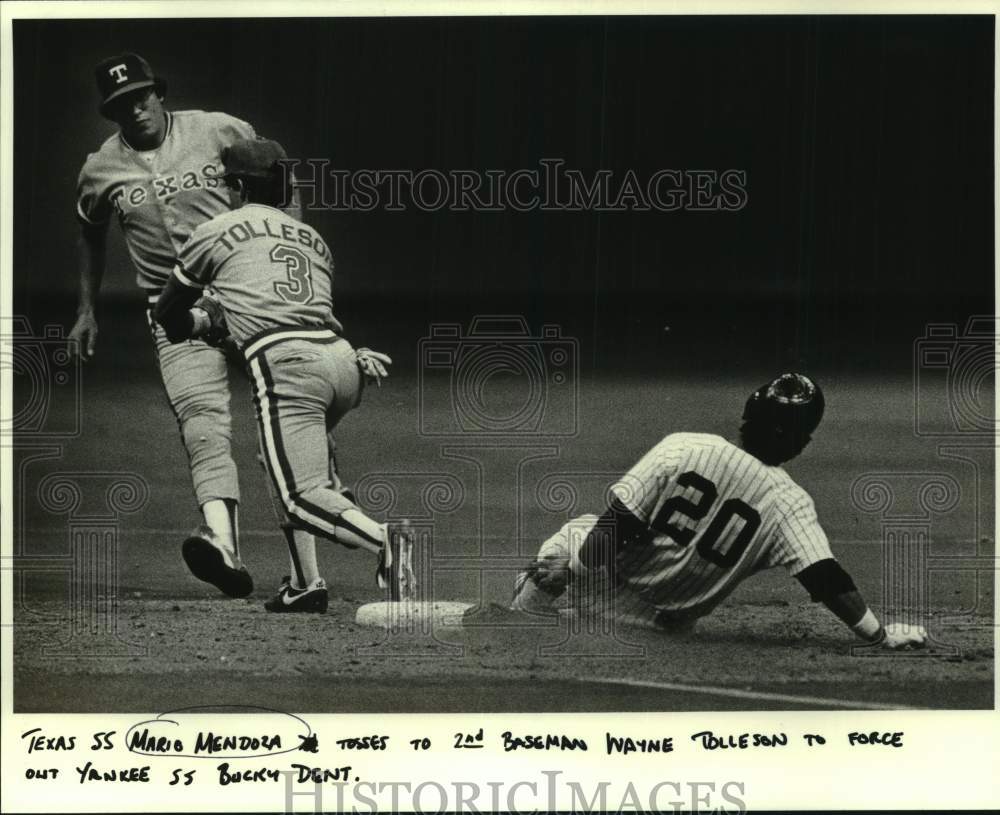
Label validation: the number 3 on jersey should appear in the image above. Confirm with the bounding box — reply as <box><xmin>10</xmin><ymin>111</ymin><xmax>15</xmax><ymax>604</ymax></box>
<box><xmin>271</xmin><ymin>244</ymin><xmax>314</xmax><ymax>304</ymax></box>
<box><xmin>651</xmin><ymin>471</ymin><xmax>762</xmax><ymax>569</ymax></box>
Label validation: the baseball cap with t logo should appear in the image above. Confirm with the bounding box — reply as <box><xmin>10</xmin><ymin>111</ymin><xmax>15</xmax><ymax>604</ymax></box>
<box><xmin>94</xmin><ymin>53</ymin><xmax>167</xmax><ymax>118</ymax></box>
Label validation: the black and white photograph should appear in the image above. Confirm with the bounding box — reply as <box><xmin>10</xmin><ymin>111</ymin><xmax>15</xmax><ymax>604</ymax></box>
<box><xmin>1</xmin><ymin>3</ymin><xmax>997</xmax><ymax>813</ymax></box>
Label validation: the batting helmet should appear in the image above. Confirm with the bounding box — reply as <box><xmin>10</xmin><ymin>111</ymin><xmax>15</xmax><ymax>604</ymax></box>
<box><xmin>742</xmin><ymin>373</ymin><xmax>825</xmax><ymax>437</ymax></box>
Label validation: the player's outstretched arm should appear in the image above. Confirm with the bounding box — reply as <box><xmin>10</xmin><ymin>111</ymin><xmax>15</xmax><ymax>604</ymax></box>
<box><xmin>68</xmin><ymin>224</ymin><xmax>107</xmax><ymax>362</ymax></box>
<box><xmin>795</xmin><ymin>559</ymin><xmax>928</xmax><ymax>649</ymax></box>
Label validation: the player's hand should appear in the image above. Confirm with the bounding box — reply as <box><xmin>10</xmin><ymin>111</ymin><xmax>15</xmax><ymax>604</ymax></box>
<box><xmin>192</xmin><ymin>295</ymin><xmax>229</xmax><ymax>348</ymax></box>
<box><xmin>525</xmin><ymin>554</ymin><xmax>571</xmax><ymax>597</ymax></box>
<box><xmin>882</xmin><ymin>622</ymin><xmax>928</xmax><ymax>650</ymax></box>
<box><xmin>355</xmin><ymin>347</ymin><xmax>392</xmax><ymax>387</ymax></box>
<box><xmin>68</xmin><ymin>310</ymin><xmax>99</xmax><ymax>362</ymax></box>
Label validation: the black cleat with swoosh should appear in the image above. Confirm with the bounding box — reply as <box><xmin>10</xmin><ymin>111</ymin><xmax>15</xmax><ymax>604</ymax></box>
<box><xmin>264</xmin><ymin>576</ymin><xmax>329</xmax><ymax>614</ymax></box>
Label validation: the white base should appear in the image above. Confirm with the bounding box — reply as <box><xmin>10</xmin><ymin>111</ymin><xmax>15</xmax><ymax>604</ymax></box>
<box><xmin>354</xmin><ymin>601</ymin><xmax>475</xmax><ymax>630</ymax></box>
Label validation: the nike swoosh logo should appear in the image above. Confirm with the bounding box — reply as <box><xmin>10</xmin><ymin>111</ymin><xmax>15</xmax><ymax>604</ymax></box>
<box><xmin>281</xmin><ymin>588</ymin><xmax>309</xmax><ymax>605</ymax></box>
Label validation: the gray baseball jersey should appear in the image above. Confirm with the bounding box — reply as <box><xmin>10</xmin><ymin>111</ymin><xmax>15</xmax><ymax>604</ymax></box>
<box><xmin>167</xmin><ymin>203</ymin><xmax>366</xmax><ymax>548</ymax></box>
<box><xmin>77</xmin><ymin>110</ymin><xmax>256</xmax><ymax>292</ymax></box>
<box><xmin>173</xmin><ymin>203</ymin><xmax>341</xmax><ymax>347</ymax></box>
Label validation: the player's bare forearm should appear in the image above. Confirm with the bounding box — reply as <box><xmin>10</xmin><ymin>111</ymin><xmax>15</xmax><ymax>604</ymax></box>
<box><xmin>77</xmin><ymin>225</ymin><xmax>107</xmax><ymax>311</ymax></box>
<box><xmin>795</xmin><ymin>558</ymin><xmax>928</xmax><ymax>648</ymax></box>
<box><xmin>794</xmin><ymin>559</ymin><xmax>880</xmax><ymax>639</ymax></box>
<box><xmin>821</xmin><ymin>589</ymin><xmax>872</xmax><ymax>630</ymax></box>
<box><xmin>69</xmin><ymin>226</ymin><xmax>107</xmax><ymax>360</ymax></box>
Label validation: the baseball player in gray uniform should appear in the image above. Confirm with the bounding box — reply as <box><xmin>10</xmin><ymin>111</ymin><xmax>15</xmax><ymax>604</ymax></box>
<box><xmin>70</xmin><ymin>53</ymin><xmax>322</xmax><ymax>599</ymax></box>
<box><xmin>512</xmin><ymin>373</ymin><xmax>929</xmax><ymax>650</ymax></box>
<box><xmin>155</xmin><ymin>138</ymin><xmax>411</xmax><ymax>613</ymax></box>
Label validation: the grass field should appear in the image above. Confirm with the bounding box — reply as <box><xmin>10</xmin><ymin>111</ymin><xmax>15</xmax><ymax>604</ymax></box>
<box><xmin>11</xmin><ymin>314</ymin><xmax>996</xmax><ymax>712</ymax></box>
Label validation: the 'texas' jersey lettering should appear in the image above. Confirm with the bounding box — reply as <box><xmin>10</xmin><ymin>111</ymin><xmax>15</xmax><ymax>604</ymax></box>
<box><xmin>76</xmin><ymin>111</ymin><xmax>255</xmax><ymax>290</ymax></box>
<box><xmin>107</xmin><ymin>163</ymin><xmax>224</xmax><ymax>215</ymax></box>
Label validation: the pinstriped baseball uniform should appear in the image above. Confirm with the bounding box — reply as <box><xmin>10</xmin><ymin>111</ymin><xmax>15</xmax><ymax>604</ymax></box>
<box><xmin>77</xmin><ymin>110</ymin><xmax>256</xmax><ymax>507</ymax></box>
<box><xmin>174</xmin><ymin>203</ymin><xmax>365</xmax><ymax>543</ymax></box>
<box><xmin>539</xmin><ymin>432</ymin><xmax>833</xmax><ymax>624</ymax></box>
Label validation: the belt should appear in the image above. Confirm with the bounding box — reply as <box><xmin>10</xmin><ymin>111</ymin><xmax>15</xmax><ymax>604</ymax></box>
<box><xmin>243</xmin><ymin>326</ymin><xmax>340</xmax><ymax>362</ymax></box>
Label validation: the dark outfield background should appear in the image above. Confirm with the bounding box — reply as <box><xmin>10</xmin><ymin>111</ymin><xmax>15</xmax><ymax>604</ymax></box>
<box><xmin>12</xmin><ymin>16</ymin><xmax>994</xmax><ymax>352</ymax></box>
<box><xmin>10</xmin><ymin>16</ymin><xmax>996</xmax><ymax>712</ymax></box>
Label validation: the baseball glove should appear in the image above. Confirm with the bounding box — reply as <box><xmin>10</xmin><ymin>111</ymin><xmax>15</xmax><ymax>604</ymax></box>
<box><xmin>355</xmin><ymin>347</ymin><xmax>392</xmax><ymax>386</ymax></box>
<box><xmin>192</xmin><ymin>295</ymin><xmax>230</xmax><ymax>348</ymax></box>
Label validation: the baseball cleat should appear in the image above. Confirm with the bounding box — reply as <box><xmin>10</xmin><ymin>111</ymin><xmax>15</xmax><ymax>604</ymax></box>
<box><xmin>376</xmin><ymin>521</ymin><xmax>416</xmax><ymax>601</ymax></box>
<box><xmin>181</xmin><ymin>525</ymin><xmax>253</xmax><ymax>599</ymax></box>
<box><xmin>511</xmin><ymin>570</ymin><xmax>532</xmax><ymax>606</ymax></box>
<box><xmin>510</xmin><ymin>569</ymin><xmax>558</xmax><ymax>613</ymax></box>
<box><xmin>264</xmin><ymin>576</ymin><xmax>329</xmax><ymax>614</ymax></box>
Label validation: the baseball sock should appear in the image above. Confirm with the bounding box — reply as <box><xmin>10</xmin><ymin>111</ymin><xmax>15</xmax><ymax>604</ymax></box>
<box><xmin>257</xmin><ymin>448</ymin><xmax>324</xmax><ymax>585</ymax></box>
<box><xmin>283</xmin><ymin>526</ymin><xmax>321</xmax><ymax>589</ymax></box>
<box><xmin>327</xmin><ymin>434</ymin><xmax>343</xmax><ymax>492</ymax></box>
<box><xmin>224</xmin><ymin>499</ymin><xmax>240</xmax><ymax>560</ymax></box>
<box><xmin>331</xmin><ymin>508</ymin><xmax>385</xmax><ymax>550</ymax></box>
<box><xmin>202</xmin><ymin>499</ymin><xmax>238</xmax><ymax>567</ymax></box>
